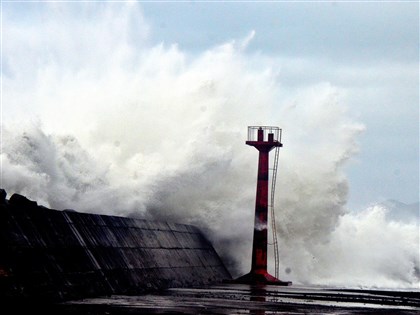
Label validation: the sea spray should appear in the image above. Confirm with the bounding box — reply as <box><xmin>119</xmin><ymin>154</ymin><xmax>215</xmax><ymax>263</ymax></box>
<box><xmin>2</xmin><ymin>2</ymin><xmax>418</xmax><ymax>288</ymax></box>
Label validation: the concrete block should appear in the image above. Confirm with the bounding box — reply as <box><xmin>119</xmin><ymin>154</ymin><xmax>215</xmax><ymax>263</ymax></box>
<box><xmin>0</xmin><ymin>191</ymin><xmax>232</xmax><ymax>302</ymax></box>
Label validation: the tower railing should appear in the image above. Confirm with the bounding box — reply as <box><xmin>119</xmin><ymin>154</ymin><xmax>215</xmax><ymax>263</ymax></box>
<box><xmin>247</xmin><ymin>126</ymin><xmax>282</xmax><ymax>143</ymax></box>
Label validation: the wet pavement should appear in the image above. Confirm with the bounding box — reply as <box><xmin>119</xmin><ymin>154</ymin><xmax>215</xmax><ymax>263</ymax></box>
<box><xmin>50</xmin><ymin>284</ymin><xmax>420</xmax><ymax>314</ymax></box>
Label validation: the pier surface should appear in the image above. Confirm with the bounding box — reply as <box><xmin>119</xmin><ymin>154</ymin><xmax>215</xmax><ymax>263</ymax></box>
<box><xmin>48</xmin><ymin>284</ymin><xmax>420</xmax><ymax>314</ymax></box>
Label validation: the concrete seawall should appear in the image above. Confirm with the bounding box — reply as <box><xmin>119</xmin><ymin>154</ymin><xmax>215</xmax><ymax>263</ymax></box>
<box><xmin>0</xmin><ymin>191</ymin><xmax>231</xmax><ymax>302</ymax></box>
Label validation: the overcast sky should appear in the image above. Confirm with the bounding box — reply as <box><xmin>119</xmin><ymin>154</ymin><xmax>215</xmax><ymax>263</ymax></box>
<box><xmin>140</xmin><ymin>1</ymin><xmax>419</xmax><ymax>208</ymax></box>
<box><xmin>1</xmin><ymin>1</ymin><xmax>419</xmax><ymax>211</ymax></box>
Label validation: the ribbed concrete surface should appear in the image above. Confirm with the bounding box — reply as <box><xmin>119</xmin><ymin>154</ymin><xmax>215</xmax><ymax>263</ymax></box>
<box><xmin>0</xmin><ymin>192</ymin><xmax>231</xmax><ymax>302</ymax></box>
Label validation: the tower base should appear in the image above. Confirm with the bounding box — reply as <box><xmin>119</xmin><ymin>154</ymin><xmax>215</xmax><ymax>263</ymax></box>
<box><xmin>227</xmin><ymin>271</ymin><xmax>292</xmax><ymax>286</ymax></box>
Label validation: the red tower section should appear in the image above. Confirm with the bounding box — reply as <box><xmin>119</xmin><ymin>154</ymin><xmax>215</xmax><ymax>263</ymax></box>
<box><xmin>234</xmin><ymin>127</ymin><xmax>291</xmax><ymax>286</ymax></box>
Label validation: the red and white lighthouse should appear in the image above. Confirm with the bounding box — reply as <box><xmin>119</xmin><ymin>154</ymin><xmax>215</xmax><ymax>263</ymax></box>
<box><xmin>234</xmin><ymin>126</ymin><xmax>291</xmax><ymax>286</ymax></box>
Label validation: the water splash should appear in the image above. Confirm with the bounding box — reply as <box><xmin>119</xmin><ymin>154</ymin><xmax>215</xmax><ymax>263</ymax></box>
<box><xmin>2</xmin><ymin>2</ymin><xmax>417</xmax><ymax>289</ymax></box>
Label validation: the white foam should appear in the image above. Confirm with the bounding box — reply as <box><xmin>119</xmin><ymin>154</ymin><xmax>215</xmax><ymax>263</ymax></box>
<box><xmin>2</xmin><ymin>2</ymin><xmax>417</xmax><ymax>289</ymax></box>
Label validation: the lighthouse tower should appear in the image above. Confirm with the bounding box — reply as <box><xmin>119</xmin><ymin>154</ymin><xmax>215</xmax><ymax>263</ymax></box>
<box><xmin>234</xmin><ymin>126</ymin><xmax>291</xmax><ymax>286</ymax></box>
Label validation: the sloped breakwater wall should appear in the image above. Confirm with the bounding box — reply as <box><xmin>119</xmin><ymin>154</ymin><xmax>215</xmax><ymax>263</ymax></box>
<box><xmin>0</xmin><ymin>190</ymin><xmax>231</xmax><ymax>302</ymax></box>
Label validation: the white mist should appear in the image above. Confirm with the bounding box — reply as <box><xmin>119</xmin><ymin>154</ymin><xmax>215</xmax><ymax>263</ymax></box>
<box><xmin>1</xmin><ymin>3</ymin><xmax>418</xmax><ymax>289</ymax></box>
